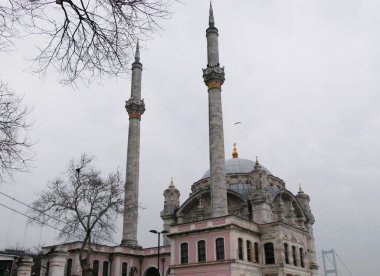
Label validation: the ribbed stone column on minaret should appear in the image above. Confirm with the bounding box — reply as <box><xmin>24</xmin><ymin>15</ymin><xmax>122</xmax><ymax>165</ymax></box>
<box><xmin>202</xmin><ymin>3</ymin><xmax>228</xmax><ymax>217</ymax></box>
<box><xmin>121</xmin><ymin>42</ymin><xmax>145</xmax><ymax>247</ymax></box>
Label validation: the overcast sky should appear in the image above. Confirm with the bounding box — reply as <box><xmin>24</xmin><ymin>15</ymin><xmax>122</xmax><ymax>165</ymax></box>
<box><xmin>0</xmin><ymin>0</ymin><xmax>379</xmax><ymax>275</ymax></box>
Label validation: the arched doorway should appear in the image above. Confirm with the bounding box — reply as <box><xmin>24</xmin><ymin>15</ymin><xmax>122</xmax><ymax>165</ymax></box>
<box><xmin>144</xmin><ymin>267</ymin><xmax>160</xmax><ymax>276</ymax></box>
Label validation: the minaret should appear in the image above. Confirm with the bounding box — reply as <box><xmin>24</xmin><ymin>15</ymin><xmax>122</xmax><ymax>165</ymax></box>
<box><xmin>202</xmin><ymin>3</ymin><xmax>228</xmax><ymax>217</ymax></box>
<box><xmin>121</xmin><ymin>42</ymin><xmax>145</xmax><ymax>247</ymax></box>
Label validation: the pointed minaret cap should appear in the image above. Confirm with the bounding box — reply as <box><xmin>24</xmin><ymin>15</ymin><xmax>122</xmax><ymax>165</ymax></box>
<box><xmin>232</xmin><ymin>143</ymin><xmax>238</xmax><ymax>159</ymax></box>
<box><xmin>135</xmin><ymin>40</ymin><xmax>140</xmax><ymax>62</ymax></box>
<box><xmin>209</xmin><ymin>1</ymin><xmax>215</xmax><ymax>27</ymax></box>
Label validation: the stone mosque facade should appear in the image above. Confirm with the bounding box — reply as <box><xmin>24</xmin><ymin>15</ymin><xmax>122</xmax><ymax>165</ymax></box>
<box><xmin>40</xmin><ymin>4</ymin><xmax>319</xmax><ymax>276</ymax></box>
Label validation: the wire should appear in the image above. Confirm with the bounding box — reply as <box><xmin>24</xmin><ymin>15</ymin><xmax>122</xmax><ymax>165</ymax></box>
<box><xmin>0</xmin><ymin>191</ymin><xmax>67</xmax><ymax>225</ymax></box>
<box><xmin>323</xmin><ymin>250</ymin><xmax>343</xmax><ymax>276</ymax></box>
<box><xmin>335</xmin><ymin>252</ymin><xmax>354</xmax><ymax>276</ymax></box>
<box><xmin>0</xmin><ymin>195</ymin><xmax>119</xmax><ymax>246</ymax></box>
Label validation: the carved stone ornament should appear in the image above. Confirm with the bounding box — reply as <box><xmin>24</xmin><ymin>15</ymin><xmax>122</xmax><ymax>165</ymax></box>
<box><xmin>125</xmin><ymin>98</ymin><xmax>145</xmax><ymax>119</ymax></box>
<box><xmin>202</xmin><ymin>64</ymin><xmax>225</xmax><ymax>88</ymax></box>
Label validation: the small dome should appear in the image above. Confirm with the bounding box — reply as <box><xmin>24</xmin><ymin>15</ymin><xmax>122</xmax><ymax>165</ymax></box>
<box><xmin>201</xmin><ymin>158</ymin><xmax>271</xmax><ymax>179</ymax></box>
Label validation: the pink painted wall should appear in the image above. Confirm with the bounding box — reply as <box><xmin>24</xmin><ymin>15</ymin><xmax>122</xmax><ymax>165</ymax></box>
<box><xmin>173</xmin><ymin>228</ymin><xmax>230</xmax><ymax>265</ymax></box>
<box><xmin>173</xmin><ymin>263</ymin><xmax>231</xmax><ymax>276</ymax></box>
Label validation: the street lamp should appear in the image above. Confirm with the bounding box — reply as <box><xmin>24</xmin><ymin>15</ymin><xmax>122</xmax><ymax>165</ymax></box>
<box><xmin>149</xmin><ymin>229</ymin><xmax>169</xmax><ymax>276</ymax></box>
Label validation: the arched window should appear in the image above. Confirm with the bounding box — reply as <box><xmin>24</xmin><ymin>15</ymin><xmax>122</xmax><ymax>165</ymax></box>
<box><xmin>254</xmin><ymin>242</ymin><xmax>259</xmax><ymax>263</ymax></box>
<box><xmin>66</xmin><ymin>259</ymin><xmax>72</xmax><ymax>276</ymax></box>
<box><xmin>197</xmin><ymin>240</ymin><xmax>206</xmax><ymax>262</ymax></box>
<box><xmin>215</xmin><ymin>238</ymin><xmax>225</xmax><ymax>260</ymax></box>
<box><xmin>264</xmin><ymin>243</ymin><xmax>275</xmax><ymax>264</ymax></box>
<box><xmin>92</xmin><ymin>260</ymin><xmax>99</xmax><ymax>276</ymax></box>
<box><xmin>122</xmin><ymin>262</ymin><xmax>128</xmax><ymax>276</ymax></box>
<box><xmin>292</xmin><ymin>246</ymin><xmax>298</xmax><ymax>266</ymax></box>
<box><xmin>238</xmin><ymin>238</ymin><xmax>244</xmax><ymax>260</ymax></box>
<box><xmin>299</xmin><ymin>248</ymin><xmax>304</xmax><ymax>268</ymax></box>
<box><xmin>180</xmin><ymin>243</ymin><xmax>188</xmax><ymax>264</ymax></box>
<box><xmin>246</xmin><ymin>241</ymin><xmax>252</xmax><ymax>262</ymax></box>
<box><xmin>284</xmin><ymin>243</ymin><xmax>289</xmax><ymax>264</ymax></box>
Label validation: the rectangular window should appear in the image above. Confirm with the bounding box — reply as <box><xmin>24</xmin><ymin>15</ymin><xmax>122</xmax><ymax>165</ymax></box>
<box><xmin>264</xmin><ymin>243</ymin><xmax>275</xmax><ymax>264</ymax></box>
<box><xmin>215</xmin><ymin>238</ymin><xmax>225</xmax><ymax>260</ymax></box>
<box><xmin>198</xmin><ymin>240</ymin><xmax>206</xmax><ymax>262</ymax></box>
<box><xmin>254</xmin><ymin>242</ymin><xmax>259</xmax><ymax>263</ymax></box>
<box><xmin>181</xmin><ymin>243</ymin><xmax>188</xmax><ymax>264</ymax></box>
<box><xmin>102</xmin><ymin>261</ymin><xmax>109</xmax><ymax>276</ymax></box>
<box><xmin>300</xmin><ymin>248</ymin><xmax>304</xmax><ymax>268</ymax></box>
<box><xmin>238</xmin><ymin>238</ymin><xmax>244</xmax><ymax>260</ymax></box>
<box><xmin>246</xmin><ymin>241</ymin><xmax>252</xmax><ymax>262</ymax></box>
<box><xmin>122</xmin><ymin>262</ymin><xmax>128</xmax><ymax>276</ymax></box>
<box><xmin>92</xmin><ymin>260</ymin><xmax>99</xmax><ymax>276</ymax></box>
<box><xmin>66</xmin><ymin>259</ymin><xmax>72</xmax><ymax>276</ymax></box>
<box><xmin>284</xmin><ymin>243</ymin><xmax>289</xmax><ymax>264</ymax></box>
<box><xmin>292</xmin><ymin>246</ymin><xmax>298</xmax><ymax>266</ymax></box>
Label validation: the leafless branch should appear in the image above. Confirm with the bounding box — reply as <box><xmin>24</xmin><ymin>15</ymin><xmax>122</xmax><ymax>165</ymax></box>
<box><xmin>0</xmin><ymin>80</ymin><xmax>33</xmax><ymax>181</ymax></box>
<box><xmin>3</xmin><ymin>0</ymin><xmax>173</xmax><ymax>85</ymax></box>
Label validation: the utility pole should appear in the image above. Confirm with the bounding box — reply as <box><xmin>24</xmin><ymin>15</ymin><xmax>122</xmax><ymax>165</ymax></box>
<box><xmin>322</xmin><ymin>249</ymin><xmax>338</xmax><ymax>276</ymax></box>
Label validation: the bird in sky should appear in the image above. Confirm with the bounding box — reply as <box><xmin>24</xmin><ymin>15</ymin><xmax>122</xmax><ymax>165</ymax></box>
<box><xmin>234</xmin><ymin>122</ymin><xmax>242</xmax><ymax>125</ymax></box>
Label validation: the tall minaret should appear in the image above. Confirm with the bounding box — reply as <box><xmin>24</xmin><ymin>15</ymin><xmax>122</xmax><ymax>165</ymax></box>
<box><xmin>202</xmin><ymin>3</ymin><xmax>228</xmax><ymax>217</ymax></box>
<box><xmin>121</xmin><ymin>42</ymin><xmax>145</xmax><ymax>247</ymax></box>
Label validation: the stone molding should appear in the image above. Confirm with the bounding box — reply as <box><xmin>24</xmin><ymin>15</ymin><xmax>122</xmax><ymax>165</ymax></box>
<box><xmin>202</xmin><ymin>65</ymin><xmax>225</xmax><ymax>89</ymax></box>
<box><xmin>125</xmin><ymin>98</ymin><xmax>145</xmax><ymax>119</ymax></box>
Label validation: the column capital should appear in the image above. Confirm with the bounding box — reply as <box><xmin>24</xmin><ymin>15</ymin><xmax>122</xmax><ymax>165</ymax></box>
<box><xmin>125</xmin><ymin>98</ymin><xmax>145</xmax><ymax>119</ymax></box>
<box><xmin>202</xmin><ymin>65</ymin><xmax>225</xmax><ymax>89</ymax></box>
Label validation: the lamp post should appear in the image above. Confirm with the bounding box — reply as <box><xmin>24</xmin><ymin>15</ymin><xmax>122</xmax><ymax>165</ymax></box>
<box><xmin>149</xmin><ymin>230</ymin><xmax>168</xmax><ymax>276</ymax></box>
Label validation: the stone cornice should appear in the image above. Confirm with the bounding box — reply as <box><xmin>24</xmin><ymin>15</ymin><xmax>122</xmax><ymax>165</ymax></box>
<box><xmin>202</xmin><ymin>65</ymin><xmax>225</xmax><ymax>89</ymax></box>
<box><xmin>125</xmin><ymin>98</ymin><xmax>145</xmax><ymax>119</ymax></box>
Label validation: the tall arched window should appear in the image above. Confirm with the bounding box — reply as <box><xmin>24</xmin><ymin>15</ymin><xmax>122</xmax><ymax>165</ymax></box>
<box><xmin>92</xmin><ymin>260</ymin><xmax>99</xmax><ymax>276</ymax></box>
<box><xmin>299</xmin><ymin>248</ymin><xmax>304</xmax><ymax>268</ymax></box>
<box><xmin>215</xmin><ymin>238</ymin><xmax>225</xmax><ymax>260</ymax></box>
<box><xmin>238</xmin><ymin>238</ymin><xmax>244</xmax><ymax>260</ymax></box>
<box><xmin>246</xmin><ymin>240</ymin><xmax>252</xmax><ymax>262</ymax></box>
<box><xmin>284</xmin><ymin>243</ymin><xmax>289</xmax><ymax>264</ymax></box>
<box><xmin>122</xmin><ymin>262</ymin><xmax>128</xmax><ymax>276</ymax></box>
<box><xmin>264</xmin><ymin>242</ymin><xmax>275</xmax><ymax>264</ymax></box>
<box><xmin>292</xmin><ymin>246</ymin><xmax>298</xmax><ymax>266</ymax></box>
<box><xmin>254</xmin><ymin>242</ymin><xmax>259</xmax><ymax>263</ymax></box>
<box><xmin>66</xmin><ymin>259</ymin><xmax>72</xmax><ymax>276</ymax></box>
<box><xmin>180</xmin><ymin>243</ymin><xmax>188</xmax><ymax>264</ymax></box>
<box><xmin>102</xmin><ymin>261</ymin><xmax>109</xmax><ymax>276</ymax></box>
<box><xmin>197</xmin><ymin>240</ymin><xmax>206</xmax><ymax>262</ymax></box>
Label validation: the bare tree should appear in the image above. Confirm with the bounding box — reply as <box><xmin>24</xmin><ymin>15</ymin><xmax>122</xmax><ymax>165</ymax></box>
<box><xmin>0</xmin><ymin>80</ymin><xmax>32</xmax><ymax>180</ymax></box>
<box><xmin>29</xmin><ymin>154</ymin><xmax>124</xmax><ymax>276</ymax></box>
<box><xmin>0</xmin><ymin>0</ymin><xmax>173</xmax><ymax>84</ymax></box>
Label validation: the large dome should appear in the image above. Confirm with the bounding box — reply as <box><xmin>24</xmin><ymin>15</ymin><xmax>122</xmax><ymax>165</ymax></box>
<box><xmin>201</xmin><ymin>158</ymin><xmax>271</xmax><ymax>179</ymax></box>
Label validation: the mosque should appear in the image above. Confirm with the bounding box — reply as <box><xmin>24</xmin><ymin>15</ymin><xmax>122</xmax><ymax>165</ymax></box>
<box><xmin>40</xmin><ymin>4</ymin><xmax>319</xmax><ymax>276</ymax></box>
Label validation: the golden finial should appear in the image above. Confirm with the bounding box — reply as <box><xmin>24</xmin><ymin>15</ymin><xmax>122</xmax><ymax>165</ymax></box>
<box><xmin>232</xmin><ymin>143</ymin><xmax>238</xmax><ymax>159</ymax></box>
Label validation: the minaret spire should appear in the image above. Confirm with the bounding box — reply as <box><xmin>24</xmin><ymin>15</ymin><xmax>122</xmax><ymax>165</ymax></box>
<box><xmin>209</xmin><ymin>2</ymin><xmax>215</xmax><ymax>27</ymax></box>
<box><xmin>135</xmin><ymin>40</ymin><xmax>140</xmax><ymax>62</ymax></box>
<box><xmin>121</xmin><ymin>41</ymin><xmax>145</xmax><ymax>247</ymax></box>
<box><xmin>202</xmin><ymin>4</ymin><xmax>228</xmax><ymax>218</ymax></box>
